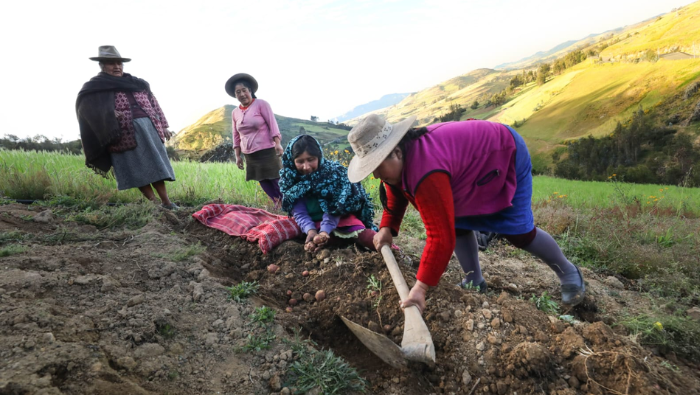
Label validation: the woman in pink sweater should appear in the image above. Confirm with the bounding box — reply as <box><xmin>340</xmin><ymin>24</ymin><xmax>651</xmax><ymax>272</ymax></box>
<box><xmin>225</xmin><ymin>73</ymin><xmax>284</xmax><ymax>204</ymax></box>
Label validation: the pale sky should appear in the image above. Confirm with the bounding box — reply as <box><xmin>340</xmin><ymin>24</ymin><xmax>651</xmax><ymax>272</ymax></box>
<box><xmin>0</xmin><ymin>0</ymin><xmax>693</xmax><ymax>140</ymax></box>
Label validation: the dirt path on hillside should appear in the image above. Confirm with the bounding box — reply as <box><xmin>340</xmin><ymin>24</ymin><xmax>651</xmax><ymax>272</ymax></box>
<box><xmin>1</xmin><ymin>203</ymin><xmax>699</xmax><ymax>395</ymax></box>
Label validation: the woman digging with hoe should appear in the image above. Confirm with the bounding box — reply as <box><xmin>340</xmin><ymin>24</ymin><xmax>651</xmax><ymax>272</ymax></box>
<box><xmin>346</xmin><ymin>115</ymin><xmax>586</xmax><ymax>313</ymax></box>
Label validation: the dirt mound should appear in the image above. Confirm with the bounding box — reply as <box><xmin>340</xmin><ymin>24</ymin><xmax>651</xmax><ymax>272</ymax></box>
<box><xmin>191</xmin><ymin>220</ymin><xmax>700</xmax><ymax>394</ymax></box>
<box><xmin>1</xmin><ymin>203</ymin><xmax>699</xmax><ymax>394</ymax></box>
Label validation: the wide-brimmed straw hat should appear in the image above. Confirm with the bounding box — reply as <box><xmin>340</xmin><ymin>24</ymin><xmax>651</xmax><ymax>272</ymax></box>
<box><xmin>89</xmin><ymin>45</ymin><xmax>131</xmax><ymax>62</ymax></box>
<box><xmin>225</xmin><ymin>73</ymin><xmax>258</xmax><ymax>97</ymax></box>
<box><xmin>347</xmin><ymin>114</ymin><xmax>417</xmax><ymax>183</ymax></box>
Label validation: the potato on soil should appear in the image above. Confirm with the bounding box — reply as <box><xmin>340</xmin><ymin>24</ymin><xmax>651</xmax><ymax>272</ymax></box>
<box><xmin>315</xmin><ymin>290</ymin><xmax>326</xmax><ymax>301</ymax></box>
<box><xmin>303</xmin><ymin>293</ymin><xmax>314</xmax><ymax>303</ymax></box>
<box><xmin>302</xmin><ymin>270</ymin><xmax>309</xmax><ymax>277</ymax></box>
<box><xmin>267</xmin><ymin>264</ymin><xmax>280</xmax><ymax>274</ymax></box>
<box><xmin>288</xmin><ymin>298</ymin><xmax>298</xmax><ymax>306</ymax></box>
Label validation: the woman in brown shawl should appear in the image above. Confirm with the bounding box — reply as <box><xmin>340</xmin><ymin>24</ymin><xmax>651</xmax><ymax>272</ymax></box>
<box><xmin>76</xmin><ymin>45</ymin><xmax>178</xmax><ymax>209</ymax></box>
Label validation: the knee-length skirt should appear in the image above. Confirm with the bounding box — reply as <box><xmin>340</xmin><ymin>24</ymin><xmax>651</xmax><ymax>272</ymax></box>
<box><xmin>110</xmin><ymin>117</ymin><xmax>176</xmax><ymax>190</ymax></box>
<box><xmin>244</xmin><ymin>147</ymin><xmax>282</xmax><ymax>181</ymax></box>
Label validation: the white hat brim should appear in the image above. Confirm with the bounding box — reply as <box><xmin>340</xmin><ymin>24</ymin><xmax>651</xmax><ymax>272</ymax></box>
<box><xmin>347</xmin><ymin>116</ymin><xmax>417</xmax><ymax>183</ymax></box>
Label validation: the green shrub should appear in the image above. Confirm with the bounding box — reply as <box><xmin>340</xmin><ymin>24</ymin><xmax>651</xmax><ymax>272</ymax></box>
<box><xmin>242</xmin><ymin>332</ymin><xmax>276</xmax><ymax>352</ymax></box>
<box><xmin>70</xmin><ymin>203</ymin><xmax>156</xmax><ymax>230</ymax></box>
<box><xmin>0</xmin><ymin>164</ymin><xmax>52</xmax><ymax>200</ymax></box>
<box><xmin>152</xmin><ymin>242</ymin><xmax>206</xmax><ymax>262</ymax></box>
<box><xmin>0</xmin><ymin>231</ymin><xmax>25</xmax><ymax>244</ymax></box>
<box><xmin>619</xmin><ymin>312</ymin><xmax>700</xmax><ymax>360</ymax></box>
<box><xmin>284</xmin><ymin>329</ymin><xmax>367</xmax><ymax>394</ymax></box>
<box><xmin>226</xmin><ymin>281</ymin><xmax>259</xmax><ymax>302</ymax></box>
<box><xmin>0</xmin><ymin>244</ymin><xmax>27</xmax><ymax>257</ymax></box>
<box><xmin>34</xmin><ymin>195</ymin><xmax>102</xmax><ymax>211</ymax></box>
<box><xmin>250</xmin><ymin>306</ymin><xmax>276</xmax><ymax>325</ymax></box>
<box><xmin>530</xmin><ymin>292</ymin><xmax>560</xmax><ymax>315</ymax></box>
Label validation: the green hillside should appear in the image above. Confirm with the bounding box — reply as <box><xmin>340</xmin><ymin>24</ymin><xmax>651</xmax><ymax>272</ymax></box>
<box><xmin>600</xmin><ymin>4</ymin><xmax>700</xmax><ymax>60</ymax></box>
<box><xmin>348</xmin><ymin>1</ymin><xmax>700</xmax><ymax>166</ymax></box>
<box><xmin>346</xmin><ymin>68</ymin><xmax>510</xmax><ymax>126</ymax></box>
<box><xmin>170</xmin><ymin>105</ymin><xmax>352</xmax><ymax>157</ymax></box>
<box><xmin>499</xmin><ymin>59</ymin><xmax>700</xmax><ymax>145</ymax></box>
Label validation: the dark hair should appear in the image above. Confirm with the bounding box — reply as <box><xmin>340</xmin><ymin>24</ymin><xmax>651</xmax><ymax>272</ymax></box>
<box><xmin>234</xmin><ymin>79</ymin><xmax>257</xmax><ymax>99</ymax></box>
<box><xmin>379</xmin><ymin>126</ymin><xmax>430</xmax><ymax>213</ymax></box>
<box><xmin>291</xmin><ymin>135</ymin><xmax>322</xmax><ymax>160</ymax></box>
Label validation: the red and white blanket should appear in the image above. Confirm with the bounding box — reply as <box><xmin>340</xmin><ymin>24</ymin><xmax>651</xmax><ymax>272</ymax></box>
<box><xmin>192</xmin><ymin>204</ymin><xmax>302</xmax><ymax>254</ymax></box>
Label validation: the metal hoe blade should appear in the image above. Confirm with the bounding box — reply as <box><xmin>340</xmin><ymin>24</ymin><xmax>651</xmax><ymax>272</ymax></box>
<box><xmin>341</xmin><ymin>316</ymin><xmax>407</xmax><ymax>369</ymax></box>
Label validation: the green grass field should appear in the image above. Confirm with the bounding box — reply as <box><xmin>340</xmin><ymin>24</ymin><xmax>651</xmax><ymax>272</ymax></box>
<box><xmin>533</xmin><ymin>175</ymin><xmax>700</xmax><ymax>212</ymax></box>
<box><xmin>3</xmin><ymin>149</ymin><xmax>699</xmax><ymax>212</ymax></box>
<box><xmin>0</xmin><ymin>149</ymin><xmax>270</xmax><ymax>207</ymax></box>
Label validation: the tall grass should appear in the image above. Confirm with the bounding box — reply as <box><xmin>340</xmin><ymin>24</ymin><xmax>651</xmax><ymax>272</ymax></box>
<box><xmin>3</xmin><ymin>149</ymin><xmax>698</xmax><ymax>214</ymax></box>
<box><xmin>0</xmin><ymin>149</ymin><xmax>273</xmax><ymax>208</ymax></box>
<box><xmin>533</xmin><ymin>176</ymin><xmax>700</xmax><ymax>214</ymax></box>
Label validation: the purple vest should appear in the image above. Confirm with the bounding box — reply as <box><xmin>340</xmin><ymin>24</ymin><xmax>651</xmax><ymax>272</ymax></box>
<box><xmin>401</xmin><ymin>120</ymin><xmax>518</xmax><ymax>217</ymax></box>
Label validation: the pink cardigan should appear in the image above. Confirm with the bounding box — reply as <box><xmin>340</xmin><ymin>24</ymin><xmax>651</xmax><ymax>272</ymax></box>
<box><xmin>232</xmin><ymin>99</ymin><xmax>282</xmax><ymax>154</ymax></box>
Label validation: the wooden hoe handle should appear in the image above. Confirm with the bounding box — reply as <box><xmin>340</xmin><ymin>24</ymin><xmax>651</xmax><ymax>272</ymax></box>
<box><xmin>380</xmin><ymin>245</ymin><xmax>411</xmax><ymax>301</ymax></box>
<box><xmin>379</xmin><ymin>245</ymin><xmax>436</xmax><ymax>365</ymax></box>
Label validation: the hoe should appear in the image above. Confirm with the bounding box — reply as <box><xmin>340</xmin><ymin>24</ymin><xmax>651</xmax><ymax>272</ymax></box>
<box><xmin>342</xmin><ymin>245</ymin><xmax>436</xmax><ymax>369</ymax></box>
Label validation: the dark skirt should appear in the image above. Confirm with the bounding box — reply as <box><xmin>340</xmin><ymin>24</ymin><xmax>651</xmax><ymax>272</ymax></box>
<box><xmin>110</xmin><ymin>117</ymin><xmax>175</xmax><ymax>190</ymax></box>
<box><xmin>244</xmin><ymin>147</ymin><xmax>282</xmax><ymax>181</ymax></box>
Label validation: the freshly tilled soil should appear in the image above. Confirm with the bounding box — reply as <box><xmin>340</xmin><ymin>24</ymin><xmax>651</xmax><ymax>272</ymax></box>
<box><xmin>1</xmin><ymin>203</ymin><xmax>699</xmax><ymax>395</ymax></box>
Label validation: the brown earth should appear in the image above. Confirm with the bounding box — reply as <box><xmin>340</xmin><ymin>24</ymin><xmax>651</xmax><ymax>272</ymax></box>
<box><xmin>1</xmin><ymin>203</ymin><xmax>699</xmax><ymax>395</ymax></box>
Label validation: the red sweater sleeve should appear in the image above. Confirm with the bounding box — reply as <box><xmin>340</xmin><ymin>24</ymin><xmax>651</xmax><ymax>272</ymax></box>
<box><xmin>413</xmin><ymin>172</ymin><xmax>455</xmax><ymax>287</ymax></box>
<box><xmin>379</xmin><ymin>182</ymin><xmax>409</xmax><ymax>236</ymax></box>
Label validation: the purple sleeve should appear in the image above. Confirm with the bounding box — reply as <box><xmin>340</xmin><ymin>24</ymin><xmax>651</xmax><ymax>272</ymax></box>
<box><xmin>320</xmin><ymin>212</ymin><xmax>340</xmax><ymax>234</ymax></box>
<box><xmin>292</xmin><ymin>199</ymin><xmax>316</xmax><ymax>234</ymax></box>
<box><xmin>259</xmin><ymin>100</ymin><xmax>281</xmax><ymax>141</ymax></box>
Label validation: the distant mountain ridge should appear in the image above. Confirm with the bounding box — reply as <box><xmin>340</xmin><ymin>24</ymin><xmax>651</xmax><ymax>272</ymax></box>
<box><xmin>494</xmin><ymin>39</ymin><xmax>580</xmax><ymax>70</ymax></box>
<box><xmin>493</xmin><ymin>28</ymin><xmax>629</xmax><ymax>70</ymax></box>
<box><xmin>493</xmin><ymin>12</ymin><xmax>668</xmax><ymax>71</ymax></box>
<box><xmin>334</xmin><ymin>93</ymin><xmax>411</xmax><ymax>122</ymax></box>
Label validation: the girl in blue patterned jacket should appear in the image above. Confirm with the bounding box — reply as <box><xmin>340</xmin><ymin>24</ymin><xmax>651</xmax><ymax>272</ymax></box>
<box><xmin>279</xmin><ymin>135</ymin><xmax>377</xmax><ymax>252</ymax></box>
